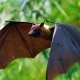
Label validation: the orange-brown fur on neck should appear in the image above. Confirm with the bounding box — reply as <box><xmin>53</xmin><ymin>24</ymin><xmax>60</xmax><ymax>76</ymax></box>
<box><xmin>41</xmin><ymin>25</ymin><xmax>52</xmax><ymax>40</ymax></box>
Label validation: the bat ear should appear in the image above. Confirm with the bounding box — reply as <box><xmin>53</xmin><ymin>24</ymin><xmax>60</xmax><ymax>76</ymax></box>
<box><xmin>40</xmin><ymin>22</ymin><xmax>44</xmax><ymax>27</ymax></box>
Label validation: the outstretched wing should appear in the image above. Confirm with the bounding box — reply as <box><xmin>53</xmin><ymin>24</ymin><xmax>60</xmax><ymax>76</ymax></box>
<box><xmin>0</xmin><ymin>21</ymin><xmax>51</xmax><ymax>68</ymax></box>
<box><xmin>46</xmin><ymin>23</ymin><xmax>80</xmax><ymax>80</ymax></box>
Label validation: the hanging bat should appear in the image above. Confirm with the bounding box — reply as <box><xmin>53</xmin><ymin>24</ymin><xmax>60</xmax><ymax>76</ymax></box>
<box><xmin>0</xmin><ymin>21</ymin><xmax>80</xmax><ymax>80</ymax></box>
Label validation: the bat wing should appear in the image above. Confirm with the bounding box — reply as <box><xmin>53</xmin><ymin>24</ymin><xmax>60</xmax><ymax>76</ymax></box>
<box><xmin>0</xmin><ymin>21</ymin><xmax>51</xmax><ymax>68</ymax></box>
<box><xmin>46</xmin><ymin>23</ymin><xmax>80</xmax><ymax>80</ymax></box>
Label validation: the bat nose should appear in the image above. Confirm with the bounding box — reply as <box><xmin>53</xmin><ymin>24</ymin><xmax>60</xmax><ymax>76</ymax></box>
<box><xmin>28</xmin><ymin>30</ymin><xmax>36</xmax><ymax>36</ymax></box>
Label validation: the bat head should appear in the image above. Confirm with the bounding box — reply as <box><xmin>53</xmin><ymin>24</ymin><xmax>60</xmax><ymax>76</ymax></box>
<box><xmin>28</xmin><ymin>23</ymin><xmax>43</xmax><ymax>37</ymax></box>
<box><xmin>28</xmin><ymin>22</ymin><xmax>54</xmax><ymax>40</ymax></box>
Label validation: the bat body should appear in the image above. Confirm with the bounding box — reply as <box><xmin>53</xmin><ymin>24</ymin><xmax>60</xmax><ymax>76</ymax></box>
<box><xmin>0</xmin><ymin>21</ymin><xmax>80</xmax><ymax>80</ymax></box>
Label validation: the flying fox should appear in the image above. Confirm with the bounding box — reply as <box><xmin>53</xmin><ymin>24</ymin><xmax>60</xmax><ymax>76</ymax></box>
<box><xmin>0</xmin><ymin>21</ymin><xmax>80</xmax><ymax>80</ymax></box>
<box><xmin>28</xmin><ymin>22</ymin><xmax>54</xmax><ymax>41</ymax></box>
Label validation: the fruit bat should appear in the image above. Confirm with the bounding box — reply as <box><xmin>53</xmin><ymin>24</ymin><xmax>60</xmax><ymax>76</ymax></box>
<box><xmin>0</xmin><ymin>21</ymin><xmax>51</xmax><ymax>68</ymax></box>
<box><xmin>0</xmin><ymin>21</ymin><xmax>80</xmax><ymax>80</ymax></box>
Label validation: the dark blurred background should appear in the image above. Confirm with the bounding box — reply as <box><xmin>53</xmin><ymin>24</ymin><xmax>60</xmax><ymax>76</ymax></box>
<box><xmin>0</xmin><ymin>0</ymin><xmax>80</xmax><ymax>80</ymax></box>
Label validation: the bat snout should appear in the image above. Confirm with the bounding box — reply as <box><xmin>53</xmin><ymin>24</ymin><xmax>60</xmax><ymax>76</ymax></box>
<box><xmin>28</xmin><ymin>30</ymin><xmax>34</xmax><ymax>36</ymax></box>
<box><xmin>28</xmin><ymin>29</ymin><xmax>41</xmax><ymax>37</ymax></box>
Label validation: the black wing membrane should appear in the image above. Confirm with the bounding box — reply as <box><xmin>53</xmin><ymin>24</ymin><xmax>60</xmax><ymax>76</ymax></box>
<box><xmin>47</xmin><ymin>23</ymin><xmax>80</xmax><ymax>80</ymax></box>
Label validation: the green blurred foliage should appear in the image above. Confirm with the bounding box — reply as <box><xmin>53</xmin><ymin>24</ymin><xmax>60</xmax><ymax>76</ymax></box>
<box><xmin>0</xmin><ymin>0</ymin><xmax>80</xmax><ymax>80</ymax></box>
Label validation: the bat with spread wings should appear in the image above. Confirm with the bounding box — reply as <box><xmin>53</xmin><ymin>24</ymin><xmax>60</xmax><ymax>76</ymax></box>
<box><xmin>0</xmin><ymin>21</ymin><xmax>51</xmax><ymax>68</ymax></box>
<box><xmin>0</xmin><ymin>21</ymin><xmax>80</xmax><ymax>80</ymax></box>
